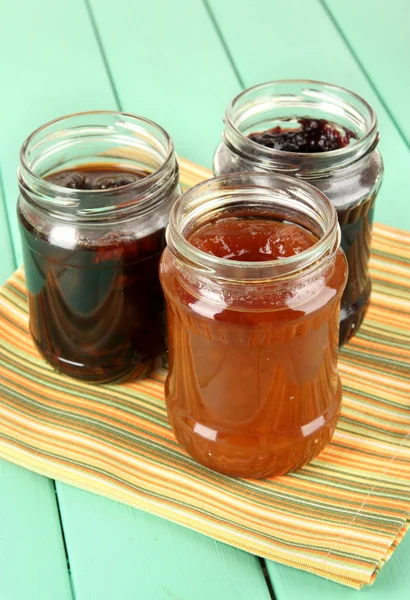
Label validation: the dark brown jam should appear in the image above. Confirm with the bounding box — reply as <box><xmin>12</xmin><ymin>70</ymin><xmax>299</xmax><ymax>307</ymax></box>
<box><xmin>48</xmin><ymin>167</ymin><xmax>146</xmax><ymax>190</ymax></box>
<box><xmin>248</xmin><ymin>118</ymin><xmax>371</xmax><ymax>345</ymax></box>
<box><xmin>19</xmin><ymin>166</ymin><xmax>166</xmax><ymax>383</ymax></box>
<box><xmin>337</xmin><ymin>195</ymin><xmax>374</xmax><ymax>344</ymax></box>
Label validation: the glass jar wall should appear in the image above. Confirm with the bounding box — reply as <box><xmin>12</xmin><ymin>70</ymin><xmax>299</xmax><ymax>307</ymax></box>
<box><xmin>160</xmin><ymin>173</ymin><xmax>347</xmax><ymax>478</ymax></box>
<box><xmin>18</xmin><ymin>111</ymin><xmax>181</xmax><ymax>383</ymax></box>
<box><xmin>213</xmin><ymin>80</ymin><xmax>383</xmax><ymax>345</ymax></box>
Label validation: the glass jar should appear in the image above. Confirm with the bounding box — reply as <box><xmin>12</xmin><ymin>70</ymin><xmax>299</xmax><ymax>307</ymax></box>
<box><xmin>18</xmin><ymin>111</ymin><xmax>181</xmax><ymax>383</ymax></box>
<box><xmin>160</xmin><ymin>172</ymin><xmax>347</xmax><ymax>478</ymax></box>
<box><xmin>213</xmin><ymin>80</ymin><xmax>383</xmax><ymax>345</ymax></box>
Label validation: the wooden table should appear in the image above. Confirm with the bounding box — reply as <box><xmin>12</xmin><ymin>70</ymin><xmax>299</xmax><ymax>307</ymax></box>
<box><xmin>0</xmin><ymin>1</ymin><xmax>409</xmax><ymax>598</ymax></box>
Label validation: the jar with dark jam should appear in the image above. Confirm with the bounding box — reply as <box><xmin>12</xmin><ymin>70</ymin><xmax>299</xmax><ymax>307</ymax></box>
<box><xmin>160</xmin><ymin>173</ymin><xmax>347</xmax><ymax>478</ymax></box>
<box><xmin>18</xmin><ymin>112</ymin><xmax>181</xmax><ymax>383</ymax></box>
<box><xmin>213</xmin><ymin>81</ymin><xmax>383</xmax><ymax>345</ymax></box>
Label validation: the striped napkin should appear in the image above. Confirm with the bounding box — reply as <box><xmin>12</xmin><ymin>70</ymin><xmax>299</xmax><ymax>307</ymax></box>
<box><xmin>0</xmin><ymin>158</ymin><xmax>409</xmax><ymax>589</ymax></box>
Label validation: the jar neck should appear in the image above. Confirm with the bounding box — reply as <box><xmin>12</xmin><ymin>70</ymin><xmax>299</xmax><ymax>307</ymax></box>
<box><xmin>166</xmin><ymin>173</ymin><xmax>340</xmax><ymax>305</ymax></box>
<box><xmin>18</xmin><ymin>111</ymin><xmax>179</xmax><ymax>222</ymax></box>
<box><xmin>223</xmin><ymin>80</ymin><xmax>379</xmax><ymax>178</ymax></box>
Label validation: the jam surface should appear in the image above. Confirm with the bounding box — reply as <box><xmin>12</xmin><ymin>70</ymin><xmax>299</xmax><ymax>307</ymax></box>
<box><xmin>20</xmin><ymin>165</ymin><xmax>166</xmax><ymax>383</ymax></box>
<box><xmin>48</xmin><ymin>167</ymin><xmax>147</xmax><ymax>190</ymax></box>
<box><xmin>160</xmin><ymin>215</ymin><xmax>347</xmax><ymax>478</ymax></box>
<box><xmin>248</xmin><ymin>118</ymin><xmax>355</xmax><ymax>153</ymax></box>
<box><xmin>188</xmin><ymin>218</ymin><xmax>316</xmax><ymax>261</ymax></box>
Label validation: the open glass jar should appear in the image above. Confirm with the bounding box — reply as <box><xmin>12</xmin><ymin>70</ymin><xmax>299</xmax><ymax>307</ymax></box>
<box><xmin>160</xmin><ymin>172</ymin><xmax>347</xmax><ymax>478</ymax></box>
<box><xmin>18</xmin><ymin>111</ymin><xmax>181</xmax><ymax>383</ymax></box>
<box><xmin>213</xmin><ymin>80</ymin><xmax>383</xmax><ymax>345</ymax></box>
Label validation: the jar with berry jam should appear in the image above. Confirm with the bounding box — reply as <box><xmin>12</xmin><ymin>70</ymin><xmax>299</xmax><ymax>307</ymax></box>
<box><xmin>18</xmin><ymin>111</ymin><xmax>181</xmax><ymax>383</ymax></box>
<box><xmin>213</xmin><ymin>80</ymin><xmax>383</xmax><ymax>345</ymax></box>
<box><xmin>160</xmin><ymin>173</ymin><xmax>347</xmax><ymax>478</ymax></box>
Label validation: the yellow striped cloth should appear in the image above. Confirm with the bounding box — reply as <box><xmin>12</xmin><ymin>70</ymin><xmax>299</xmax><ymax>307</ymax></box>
<box><xmin>0</xmin><ymin>159</ymin><xmax>409</xmax><ymax>589</ymax></box>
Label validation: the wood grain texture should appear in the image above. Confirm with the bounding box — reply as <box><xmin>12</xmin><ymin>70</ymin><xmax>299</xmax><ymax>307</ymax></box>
<box><xmin>0</xmin><ymin>461</ymin><xmax>73</xmax><ymax>600</ymax></box>
<box><xmin>88</xmin><ymin>0</ymin><xmax>242</xmax><ymax>167</ymax></box>
<box><xmin>207</xmin><ymin>0</ymin><xmax>410</xmax><ymax>231</ymax></box>
<box><xmin>325</xmin><ymin>0</ymin><xmax>410</xmax><ymax>146</ymax></box>
<box><xmin>56</xmin><ymin>483</ymin><xmax>272</xmax><ymax>600</ymax></box>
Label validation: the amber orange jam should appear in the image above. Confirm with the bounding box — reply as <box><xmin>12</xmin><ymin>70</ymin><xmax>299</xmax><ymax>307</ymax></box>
<box><xmin>160</xmin><ymin>173</ymin><xmax>347</xmax><ymax>478</ymax></box>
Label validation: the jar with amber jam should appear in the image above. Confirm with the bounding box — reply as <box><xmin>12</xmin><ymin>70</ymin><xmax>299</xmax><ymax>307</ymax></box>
<box><xmin>18</xmin><ymin>111</ymin><xmax>180</xmax><ymax>383</ymax></box>
<box><xmin>160</xmin><ymin>173</ymin><xmax>347</xmax><ymax>478</ymax></box>
<box><xmin>214</xmin><ymin>80</ymin><xmax>383</xmax><ymax>345</ymax></box>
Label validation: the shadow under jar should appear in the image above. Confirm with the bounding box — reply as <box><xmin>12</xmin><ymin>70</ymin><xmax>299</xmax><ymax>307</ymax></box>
<box><xmin>160</xmin><ymin>173</ymin><xmax>347</xmax><ymax>478</ymax></box>
<box><xmin>213</xmin><ymin>80</ymin><xmax>383</xmax><ymax>345</ymax></box>
<box><xmin>18</xmin><ymin>111</ymin><xmax>181</xmax><ymax>383</ymax></box>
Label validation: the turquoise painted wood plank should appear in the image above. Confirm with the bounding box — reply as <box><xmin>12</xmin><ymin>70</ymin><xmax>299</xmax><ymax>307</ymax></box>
<box><xmin>325</xmin><ymin>0</ymin><xmax>410</xmax><ymax>146</ymax></box>
<box><xmin>207</xmin><ymin>0</ymin><xmax>410</xmax><ymax>231</ymax></box>
<box><xmin>0</xmin><ymin>0</ymin><xmax>117</xmax><ymax>264</ymax></box>
<box><xmin>0</xmin><ymin>461</ymin><xmax>73</xmax><ymax>600</ymax></box>
<box><xmin>56</xmin><ymin>483</ymin><xmax>272</xmax><ymax>600</ymax></box>
<box><xmin>88</xmin><ymin>0</ymin><xmax>242</xmax><ymax>168</ymax></box>
<box><xmin>0</xmin><ymin>172</ymin><xmax>16</xmax><ymax>283</ymax></box>
<box><xmin>265</xmin><ymin>529</ymin><xmax>410</xmax><ymax>600</ymax></box>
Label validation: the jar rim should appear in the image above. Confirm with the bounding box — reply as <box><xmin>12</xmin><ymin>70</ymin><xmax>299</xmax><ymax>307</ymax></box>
<box><xmin>224</xmin><ymin>80</ymin><xmax>378</xmax><ymax>174</ymax></box>
<box><xmin>166</xmin><ymin>172</ymin><xmax>340</xmax><ymax>282</ymax></box>
<box><xmin>18</xmin><ymin>110</ymin><xmax>178</xmax><ymax>219</ymax></box>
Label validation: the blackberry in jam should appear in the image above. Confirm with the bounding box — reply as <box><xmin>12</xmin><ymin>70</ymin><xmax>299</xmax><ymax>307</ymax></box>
<box><xmin>49</xmin><ymin>169</ymin><xmax>143</xmax><ymax>190</ymax></box>
<box><xmin>248</xmin><ymin>118</ymin><xmax>355</xmax><ymax>153</ymax></box>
